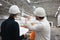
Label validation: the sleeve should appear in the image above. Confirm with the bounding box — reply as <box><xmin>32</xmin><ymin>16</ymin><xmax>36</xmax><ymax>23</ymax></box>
<box><xmin>13</xmin><ymin>22</ymin><xmax>20</xmax><ymax>40</ymax></box>
<box><xmin>26</xmin><ymin>22</ymin><xmax>43</xmax><ymax>31</ymax></box>
<box><xmin>1</xmin><ymin>23</ymin><xmax>4</xmax><ymax>36</ymax></box>
<box><xmin>20</xmin><ymin>35</ymin><xmax>24</xmax><ymax>40</ymax></box>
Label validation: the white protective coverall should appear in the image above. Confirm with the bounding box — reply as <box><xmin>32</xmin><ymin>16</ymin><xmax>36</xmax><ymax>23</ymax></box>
<box><xmin>27</xmin><ymin>17</ymin><xmax>50</xmax><ymax>40</ymax></box>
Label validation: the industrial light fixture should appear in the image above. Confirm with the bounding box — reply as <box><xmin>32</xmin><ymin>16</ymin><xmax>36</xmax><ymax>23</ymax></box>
<box><xmin>27</xmin><ymin>0</ymin><xmax>31</xmax><ymax>3</ymax></box>
<box><xmin>55</xmin><ymin>11</ymin><xmax>58</xmax><ymax>17</ymax></box>
<box><xmin>55</xmin><ymin>6</ymin><xmax>60</xmax><ymax>17</ymax></box>
<box><xmin>58</xmin><ymin>6</ymin><xmax>60</xmax><ymax>10</ymax></box>
<box><xmin>33</xmin><ymin>6</ymin><xmax>36</xmax><ymax>9</ymax></box>
<box><xmin>0</xmin><ymin>3</ymin><xmax>2</xmax><ymax>6</ymax></box>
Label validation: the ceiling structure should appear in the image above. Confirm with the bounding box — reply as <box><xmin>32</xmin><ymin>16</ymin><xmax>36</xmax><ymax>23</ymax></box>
<box><xmin>0</xmin><ymin>0</ymin><xmax>60</xmax><ymax>17</ymax></box>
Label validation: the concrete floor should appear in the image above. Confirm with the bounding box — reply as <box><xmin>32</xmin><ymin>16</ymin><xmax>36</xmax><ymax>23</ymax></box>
<box><xmin>51</xmin><ymin>28</ymin><xmax>60</xmax><ymax>40</ymax></box>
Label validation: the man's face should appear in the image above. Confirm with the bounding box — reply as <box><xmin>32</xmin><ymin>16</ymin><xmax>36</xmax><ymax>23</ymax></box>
<box><xmin>15</xmin><ymin>13</ymin><xmax>21</xmax><ymax>19</ymax></box>
<box><xmin>36</xmin><ymin>16</ymin><xmax>41</xmax><ymax>20</ymax></box>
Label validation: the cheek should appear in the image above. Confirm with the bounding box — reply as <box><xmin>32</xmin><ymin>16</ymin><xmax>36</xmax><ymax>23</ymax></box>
<box><xmin>36</xmin><ymin>17</ymin><xmax>39</xmax><ymax>20</ymax></box>
<box><xmin>36</xmin><ymin>17</ymin><xmax>37</xmax><ymax>19</ymax></box>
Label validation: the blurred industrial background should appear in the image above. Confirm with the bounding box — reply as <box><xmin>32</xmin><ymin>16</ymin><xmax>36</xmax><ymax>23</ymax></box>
<box><xmin>0</xmin><ymin>0</ymin><xmax>60</xmax><ymax>40</ymax></box>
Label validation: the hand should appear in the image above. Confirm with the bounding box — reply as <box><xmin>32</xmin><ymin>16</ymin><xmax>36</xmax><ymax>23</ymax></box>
<box><xmin>31</xmin><ymin>23</ymin><xmax>35</xmax><ymax>26</ymax></box>
<box><xmin>27</xmin><ymin>16</ymin><xmax>30</xmax><ymax>20</ymax></box>
<box><xmin>22</xmin><ymin>24</ymin><xmax>27</xmax><ymax>28</ymax></box>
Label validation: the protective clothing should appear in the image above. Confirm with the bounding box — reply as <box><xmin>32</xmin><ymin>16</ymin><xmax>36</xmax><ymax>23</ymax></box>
<box><xmin>27</xmin><ymin>17</ymin><xmax>50</xmax><ymax>40</ymax></box>
<box><xmin>57</xmin><ymin>14</ymin><xmax>60</xmax><ymax>26</ymax></box>
<box><xmin>1</xmin><ymin>17</ymin><xmax>20</xmax><ymax>40</ymax></box>
<box><xmin>34</xmin><ymin>7</ymin><xmax>46</xmax><ymax>17</ymax></box>
<box><xmin>9</xmin><ymin>5</ymin><xmax>21</xmax><ymax>14</ymax></box>
<box><xmin>26</xmin><ymin>16</ymin><xmax>36</xmax><ymax>40</ymax></box>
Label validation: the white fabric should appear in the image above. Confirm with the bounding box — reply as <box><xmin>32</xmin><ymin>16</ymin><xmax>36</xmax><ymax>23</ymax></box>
<box><xmin>34</xmin><ymin>7</ymin><xmax>46</xmax><ymax>17</ymax></box>
<box><xmin>27</xmin><ymin>17</ymin><xmax>50</xmax><ymax>40</ymax></box>
<box><xmin>9</xmin><ymin>5</ymin><xmax>21</xmax><ymax>14</ymax></box>
<box><xmin>15</xmin><ymin>17</ymin><xmax>26</xmax><ymax>26</ymax></box>
<box><xmin>20</xmin><ymin>27</ymin><xmax>29</xmax><ymax>36</ymax></box>
<box><xmin>57</xmin><ymin>14</ymin><xmax>60</xmax><ymax>26</ymax></box>
<box><xmin>21</xmin><ymin>17</ymin><xmax>26</xmax><ymax>24</ymax></box>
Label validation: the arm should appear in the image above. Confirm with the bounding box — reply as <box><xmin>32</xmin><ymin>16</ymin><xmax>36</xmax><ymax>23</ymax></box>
<box><xmin>26</xmin><ymin>22</ymin><xmax>43</xmax><ymax>31</ymax></box>
<box><xmin>13</xmin><ymin>22</ymin><xmax>20</xmax><ymax>40</ymax></box>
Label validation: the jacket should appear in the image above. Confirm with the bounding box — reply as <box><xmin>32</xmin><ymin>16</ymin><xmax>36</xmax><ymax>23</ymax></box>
<box><xmin>1</xmin><ymin>17</ymin><xmax>20</xmax><ymax>40</ymax></box>
<box><xmin>27</xmin><ymin>17</ymin><xmax>50</xmax><ymax>40</ymax></box>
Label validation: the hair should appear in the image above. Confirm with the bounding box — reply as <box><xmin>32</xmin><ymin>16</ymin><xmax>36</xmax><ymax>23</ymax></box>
<box><xmin>9</xmin><ymin>14</ymin><xmax>17</xmax><ymax>19</ymax></box>
<box><xmin>39</xmin><ymin>17</ymin><xmax>44</xmax><ymax>19</ymax></box>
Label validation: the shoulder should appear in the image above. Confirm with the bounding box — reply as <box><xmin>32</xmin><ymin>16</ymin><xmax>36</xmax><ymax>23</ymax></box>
<box><xmin>1</xmin><ymin>19</ymin><xmax>8</xmax><ymax>25</ymax></box>
<box><xmin>13</xmin><ymin>21</ymin><xmax>18</xmax><ymax>24</ymax></box>
<box><xmin>12</xmin><ymin>21</ymin><xmax>19</xmax><ymax>27</ymax></box>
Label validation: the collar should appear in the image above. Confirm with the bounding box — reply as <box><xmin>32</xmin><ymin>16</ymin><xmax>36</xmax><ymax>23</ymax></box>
<box><xmin>8</xmin><ymin>17</ymin><xmax>15</xmax><ymax>20</ymax></box>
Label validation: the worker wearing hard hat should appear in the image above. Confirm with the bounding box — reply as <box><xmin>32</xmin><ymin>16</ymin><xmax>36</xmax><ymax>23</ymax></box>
<box><xmin>26</xmin><ymin>7</ymin><xmax>50</xmax><ymax>40</ymax></box>
<box><xmin>1</xmin><ymin>5</ymin><xmax>21</xmax><ymax>40</ymax></box>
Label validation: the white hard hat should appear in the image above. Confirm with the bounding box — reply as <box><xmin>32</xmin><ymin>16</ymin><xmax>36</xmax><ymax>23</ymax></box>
<box><xmin>9</xmin><ymin>5</ymin><xmax>21</xmax><ymax>14</ymax></box>
<box><xmin>34</xmin><ymin>7</ymin><xmax>46</xmax><ymax>17</ymax></box>
<box><xmin>58</xmin><ymin>6</ymin><xmax>60</xmax><ymax>11</ymax></box>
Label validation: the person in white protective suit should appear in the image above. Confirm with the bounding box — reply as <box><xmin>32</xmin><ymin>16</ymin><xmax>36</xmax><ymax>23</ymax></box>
<box><xmin>26</xmin><ymin>7</ymin><xmax>50</xmax><ymax>40</ymax></box>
